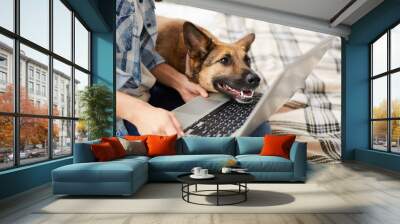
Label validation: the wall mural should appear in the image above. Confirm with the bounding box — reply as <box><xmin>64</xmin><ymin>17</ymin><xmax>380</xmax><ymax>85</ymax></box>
<box><xmin>115</xmin><ymin>0</ymin><xmax>342</xmax><ymax>163</ymax></box>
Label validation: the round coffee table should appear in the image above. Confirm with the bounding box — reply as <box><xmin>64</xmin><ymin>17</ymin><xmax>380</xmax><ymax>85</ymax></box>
<box><xmin>177</xmin><ymin>173</ymin><xmax>255</xmax><ymax>206</ymax></box>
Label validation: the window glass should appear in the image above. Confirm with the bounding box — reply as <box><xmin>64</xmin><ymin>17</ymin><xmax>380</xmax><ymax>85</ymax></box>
<box><xmin>0</xmin><ymin>0</ymin><xmax>14</xmax><ymax>31</ymax></box>
<box><xmin>74</xmin><ymin>69</ymin><xmax>89</xmax><ymax>118</ymax></box>
<box><xmin>391</xmin><ymin>72</ymin><xmax>400</xmax><ymax>118</ymax></box>
<box><xmin>53</xmin><ymin>0</ymin><xmax>72</xmax><ymax>60</ymax></box>
<box><xmin>53</xmin><ymin>59</ymin><xmax>72</xmax><ymax>117</ymax></box>
<box><xmin>0</xmin><ymin>35</ymin><xmax>14</xmax><ymax>113</ymax></box>
<box><xmin>74</xmin><ymin>18</ymin><xmax>89</xmax><ymax>70</ymax></box>
<box><xmin>19</xmin><ymin>117</ymin><xmax>49</xmax><ymax>165</ymax></box>
<box><xmin>391</xmin><ymin>24</ymin><xmax>400</xmax><ymax>70</ymax></box>
<box><xmin>372</xmin><ymin>121</ymin><xmax>388</xmax><ymax>151</ymax></box>
<box><xmin>20</xmin><ymin>0</ymin><xmax>49</xmax><ymax>49</ymax></box>
<box><xmin>372</xmin><ymin>76</ymin><xmax>387</xmax><ymax>119</ymax></box>
<box><xmin>75</xmin><ymin>120</ymin><xmax>88</xmax><ymax>143</ymax></box>
<box><xmin>0</xmin><ymin>116</ymin><xmax>14</xmax><ymax>170</ymax></box>
<box><xmin>391</xmin><ymin>120</ymin><xmax>400</xmax><ymax>153</ymax></box>
<box><xmin>20</xmin><ymin>44</ymin><xmax>49</xmax><ymax>115</ymax></box>
<box><xmin>372</xmin><ymin>33</ymin><xmax>387</xmax><ymax>76</ymax></box>
<box><xmin>53</xmin><ymin>119</ymin><xmax>72</xmax><ymax>157</ymax></box>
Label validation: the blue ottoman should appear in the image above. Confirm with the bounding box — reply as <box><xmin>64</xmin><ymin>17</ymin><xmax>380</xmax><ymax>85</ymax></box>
<box><xmin>52</xmin><ymin>156</ymin><xmax>148</xmax><ymax>196</ymax></box>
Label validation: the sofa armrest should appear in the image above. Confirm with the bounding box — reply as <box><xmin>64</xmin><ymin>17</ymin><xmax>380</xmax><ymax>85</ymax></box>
<box><xmin>289</xmin><ymin>142</ymin><xmax>307</xmax><ymax>181</ymax></box>
<box><xmin>73</xmin><ymin>140</ymin><xmax>100</xmax><ymax>163</ymax></box>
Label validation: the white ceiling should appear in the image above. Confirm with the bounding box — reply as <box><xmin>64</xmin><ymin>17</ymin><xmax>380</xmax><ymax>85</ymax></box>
<box><xmin>165</xmin><ymin>0</ymin><xmax>384</xmax><ymax>37</ymax></box>
<box><xmin>224</xmin><ymin>0</ymin><xmax>352</xmax><ymax>23</ymax></box>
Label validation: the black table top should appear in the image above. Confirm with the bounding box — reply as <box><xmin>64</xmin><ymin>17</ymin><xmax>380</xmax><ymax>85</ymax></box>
<box><xmin>177</xmin><ymin>172</ymin><xmax>255</xmax><ymax>185</ymax></box>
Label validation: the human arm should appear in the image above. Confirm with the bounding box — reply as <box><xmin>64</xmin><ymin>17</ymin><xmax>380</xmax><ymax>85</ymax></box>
<box><xmin>151</xmin><ymin>63</ymin><xmax>208</xmax><ymax>102</ymax></box>
<box><xmin>140</xmin><ymin>36</ymin><xmax>208</xmax><ymax>102</ymax></box>
<box><xmin>116</xmin><ymin>91</ymin><xmax>184</xmax><ymax>136</ymax></box>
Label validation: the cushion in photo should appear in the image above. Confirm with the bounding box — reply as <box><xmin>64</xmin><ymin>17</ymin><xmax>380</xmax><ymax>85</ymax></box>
<box><xmin>260</xmin><ymin>134</ymin><xmax>296</xmax><ymax>159</ymax></box>
<box><xmin>118</xmin><ymin>138</ymin><xmax>147</xmax><ymax>156</ymax></box>
<box><xmin>124</xmin><ymin>135</ymin><xmax>148</xmax><ymax>142</ymax></box>
<box><xmin>146</xmin><ymin>135</ymin><xmax>177</xmax><ymax>157</ymax></box>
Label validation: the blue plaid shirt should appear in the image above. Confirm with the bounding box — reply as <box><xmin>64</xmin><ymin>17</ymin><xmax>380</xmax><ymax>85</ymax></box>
<box><xmin>116</xmin><ymin>0</ymin><xmax>165</xmax><ymax>90</ymax></box>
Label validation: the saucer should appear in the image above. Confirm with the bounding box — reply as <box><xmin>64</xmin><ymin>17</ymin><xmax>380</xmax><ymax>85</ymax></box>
<box><xmin>190</xmin><ymin>174</ymin><xmax>215</xmax><ymax>179</ymax></box>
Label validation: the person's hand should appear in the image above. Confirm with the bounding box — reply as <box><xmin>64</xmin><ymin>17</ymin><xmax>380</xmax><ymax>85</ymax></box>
<box><xmin>132</xmin><ymin>104</ymin><xmax>184</xmax><ymax>137</ymax></box>
<box><xmin>117</xmin><ymin>91</ymin><xmax>184</xmax><ymax>137</ymax></box>
<box><xmin>151</xmin><ymin>63</ymin><xmax>208</xmax><ymax>102</ymax></box>
<box><xmin>176</xmin><ymin>75</ymin><xmax>208</xmax><ymax>102</ymax></box>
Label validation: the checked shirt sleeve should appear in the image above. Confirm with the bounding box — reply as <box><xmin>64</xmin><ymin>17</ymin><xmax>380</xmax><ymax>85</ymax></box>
<box><xmin>140</xmin><ymin>31</ymin><xmax>165</xmax><ymax>71</ymax></box>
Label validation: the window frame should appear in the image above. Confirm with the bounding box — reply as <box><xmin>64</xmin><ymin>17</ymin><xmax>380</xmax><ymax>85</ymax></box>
<box><xmin>0</xmin><ymin>0</ymin><xmax>92</xmax><ymax>171</ymax></box>
<box><xmin>370</xmin><ymin>20</ymin><xmax>400</xmax><ymax>154</ymax></box>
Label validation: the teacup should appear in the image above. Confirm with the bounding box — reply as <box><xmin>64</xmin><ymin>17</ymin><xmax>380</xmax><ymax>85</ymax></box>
<box><xmin>199</xmin><ymin>169</ymin><xmax>208</xmax><ymax>176</ymax></box>
<box><xmin>191</xmin><ymin>167</ymin><xmax>202</xmax><ymax>176</ymax></box>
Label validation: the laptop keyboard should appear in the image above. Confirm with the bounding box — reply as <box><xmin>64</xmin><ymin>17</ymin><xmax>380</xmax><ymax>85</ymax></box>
<box><xmin>184</xmin><ymin>95</ymin><xmax>261</xmax><ymax>136</ymax></box>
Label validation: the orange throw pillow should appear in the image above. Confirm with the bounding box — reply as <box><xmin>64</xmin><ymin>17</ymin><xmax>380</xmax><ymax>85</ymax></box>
<box><xmin>260</xmin><ymin>135</ymin><xmax>296</xmax><ymax>159</ymax></box>
<box><xmin>124</xmin><ymin>135</ymin><xmax>148</xmax><ymax>142</ymax></box>
<box><xmin>91</xmin><ymin>142</ymin><xmax>117</xmax><ymax>162</ymax></box>
<box><xmin>101</xmin><ymin>137</ymin><xmax>127</xmax><ymax>158</ymax></box>
<box><xmin>146</xmin><ymin>135</ymin><xmax>177</xmax><ymax>157</ymax></box>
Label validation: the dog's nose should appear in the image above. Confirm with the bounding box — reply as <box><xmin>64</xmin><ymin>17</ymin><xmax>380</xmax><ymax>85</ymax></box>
<box><xmin>246</xmin><ymin>73</ymin><xmax>261</xmax><ymax>85</ymax></box>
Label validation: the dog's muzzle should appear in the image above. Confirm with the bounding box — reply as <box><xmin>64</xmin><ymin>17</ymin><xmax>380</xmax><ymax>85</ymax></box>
<box><xmin>213</xmin><ymin>73</ymin><xmax>261</xmax><ymax>104</ymax></box>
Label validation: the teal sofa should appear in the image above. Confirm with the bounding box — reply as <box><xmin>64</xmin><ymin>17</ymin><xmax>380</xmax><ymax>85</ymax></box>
<box><xmin>52</xmin><ymin>137</ymin><xmax>307</xmax><ymax>196</ymax></box>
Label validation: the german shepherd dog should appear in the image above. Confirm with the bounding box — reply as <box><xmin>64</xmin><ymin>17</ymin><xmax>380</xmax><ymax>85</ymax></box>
<box><xmin>156</xmin><ymin>16</ymin><xmax>261</xmax><ymax>103</ymax></box>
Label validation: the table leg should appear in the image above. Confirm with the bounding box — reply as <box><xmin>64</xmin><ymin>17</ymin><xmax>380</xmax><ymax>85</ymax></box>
<box><xmin>217</xmin><ymin>184</ymin><xmax>219</xmax><ymax>206</ymax></box>
<box><xmin>187</xmin><ymin>184</ymin><xmax>190</xmax><ymax>202</ymax></box>
<box><xmin>245</xmin><ymin>183</ymin><xmax>247</xmax><ymax>201</ymax></box>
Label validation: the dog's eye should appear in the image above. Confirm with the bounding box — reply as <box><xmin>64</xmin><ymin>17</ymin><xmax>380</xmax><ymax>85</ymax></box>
<box><xmin>219</xmin><ymin>56</ymin><xmax>231</xmax><ymax>65</ymax></box>
<box><xmin>244</xmin><ymin>55</ymin><xmax>251</xmax><ymax>65</ymax></box>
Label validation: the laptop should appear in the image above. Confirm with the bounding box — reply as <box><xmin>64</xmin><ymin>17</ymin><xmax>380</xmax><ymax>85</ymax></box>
<box><xmin>172</xmin><ymin>38</ymin><xmax>334</xmax><ymax>137</ymax></box>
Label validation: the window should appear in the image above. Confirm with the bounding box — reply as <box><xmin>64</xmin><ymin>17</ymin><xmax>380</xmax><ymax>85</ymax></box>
<box><xmin>53</xmin><ymin>0</ymin><xmax>72</xmax><ymax>60</ymax></box>
<box><xmin>35</xmin><ymin>83</ymin><xmax>40</xmax><ymax>95</ymax></box>
<box><xmin>28</xmin><ymin>81</ymin><xmax>34</xmax><ymax>94</ymax></box>
<box><xmin>35</xmin><ymin>70</ymin><xmax>41</xmax><ymax>81</ymax></box>
<box><xmin>53</xmin><ymin>59</ymin><xmax>72</xmax><ymax>117</ymax></box>
<box><xmin>75</xmin><ymin>18</ymin><xmax>90</xmax><ymax>70</ymax></box>
<box><xmin>0</xmin><ymin>54</ymin><xmax>8</xmax><ymax>87</ymax></box>
<box><xmin>0</xmin><ymin>55</ymin><xmax>7</xmax><ymax>67</ymax></box>
<box><xmin>41</xmin><ymin>85</ymin><xmax>46</xmax><ymax>97</ymax></box>
<box><xmin>20</xmin><ymin>0</ymin><xmax>49</xmax><ymax>48</ymax></box>
<box><xmin>0</xmin><ymin>0</ymin><xmax>14</xmax><ymax>31</ymax></box>
<box><xmin>41</xmin><ymin>73</ymin><xmax>46</xmax><ymax>83</ymax></box>
<box><xmin>0</xmin><ymin>71</ymin><xmax>6</xmax><ymax>83</ymax></box>
<box><xmin>28</xmin><ymin>67</ymin><xmax>34</xmax><ymax>80</ymax></box>
<box><xmin>0</xmin><ymin>34</ymin><xmax>13</xmax><ymax>113</ymax></box>
<box><xmin>0</xmin><ymin>0</ymin><xmax>91</xmax><ymax>170</ymax></box>
<box><xmin>370</xmin><ymin>23</ymin><xmax>400</xmax><ymax>154</ymax></box>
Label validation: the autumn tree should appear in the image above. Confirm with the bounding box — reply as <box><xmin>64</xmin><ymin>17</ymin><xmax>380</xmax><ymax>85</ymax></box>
<box><xmin>372</xmin><ymin>99</ymin><xmax>400</xmax><ymax>143</ymax></box>
<box><xmin>0</xmin><ymin>85</ymin><xmax>59</xmax><ymax>152</ymax></box>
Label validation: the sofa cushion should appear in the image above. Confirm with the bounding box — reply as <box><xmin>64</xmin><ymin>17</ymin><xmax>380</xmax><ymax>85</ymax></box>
<box><xmin>101</xmin><ymin>137</ymin><xmax>127</xmax><ymax>158</ymax></box>
<box><xmin>147</xmin><ymin>135</ymin><xmax>177</xmax><ymax>157</ymax></box>
<box><xmin>260</xmin><ymin>135</ymin><xmax>296</xmax><ymax>159</ymax></box>
<box><xmin>236</xmin><ymin>137</ymin><xmax>263</xmax><ymax>155</ymax></box>
<box><xmin>91</xmin><ymin>142</ymin><xmax>118</xmax><ymax>162</ymax></box>
<box><xmin>149</xmin><ymin>154</ymin><xmax>235</xmax><ymax>172</ymax></box>
<box><xmin>236</xmin><ymin>155</ymin><xmax>293</xmax><ymax>172</ymax></box>
<box><xmin>53</xmin><ymin>158</ymin><xmax>147</xmax><ymax>183</ymax></box>
<box><xmin>177</xmin><ymin>137</ymin><xmax>235</xmax><ymax>155</ymax></box>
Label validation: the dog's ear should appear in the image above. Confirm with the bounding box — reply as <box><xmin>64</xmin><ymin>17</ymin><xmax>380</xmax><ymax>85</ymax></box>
<box><xmin>183</xmin><ymin>22</ymin><xmax>214</xmax><ymax>59</ymax></box>
<box><xmin>235</xmin><ymin>33</ymin><xmax>255</xmax><ymax>52</ymax></box>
